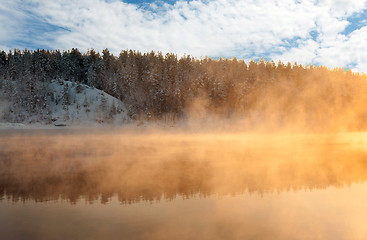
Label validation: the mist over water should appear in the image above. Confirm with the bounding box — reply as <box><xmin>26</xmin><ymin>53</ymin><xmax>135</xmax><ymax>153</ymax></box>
<box><xmin>2</xmin><ymin>128</ymin><xmax>367</xmax><ymax>239</ymax></box>
<box><xmin>1</xmin><ymin>129</ymin><xmax>367</xmax><ymax>203</ymax></box>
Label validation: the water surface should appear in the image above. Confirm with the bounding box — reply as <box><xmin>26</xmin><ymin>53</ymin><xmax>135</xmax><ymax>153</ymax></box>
<box><xmin>1</xmin><ymin>129</ymin><xmax>367</xmax><ymax>239</ymax></box>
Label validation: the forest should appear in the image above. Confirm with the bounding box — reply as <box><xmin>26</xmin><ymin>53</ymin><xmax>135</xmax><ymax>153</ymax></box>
<box><xmin>0</xmin><ymin>48</ymin><xmax>366</xmax><ymax>131</ymax></box>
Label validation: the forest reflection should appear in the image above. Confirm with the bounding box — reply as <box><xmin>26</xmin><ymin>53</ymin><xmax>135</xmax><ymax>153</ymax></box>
<box><xmin>1</xmin><ymin>129</ymin><xmax>367</xmax><ymax>204</ymax></box>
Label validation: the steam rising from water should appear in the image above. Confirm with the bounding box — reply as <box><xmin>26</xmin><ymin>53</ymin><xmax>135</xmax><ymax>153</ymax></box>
<box><xmin>1</xmin><ymin>129</ymin><xmax>367</xmax><ymax>204</ymax></box>
<box><xmin>179</xmin><ymin>69</ymin><xmax>367</xmax><ymax>133</ymax></box>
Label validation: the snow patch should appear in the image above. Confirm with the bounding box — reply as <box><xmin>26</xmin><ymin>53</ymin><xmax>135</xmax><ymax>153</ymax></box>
<box><xmin>1</xmin><ymin>80</ymin><xmax>130</xmax><ymax>127</ymax></box>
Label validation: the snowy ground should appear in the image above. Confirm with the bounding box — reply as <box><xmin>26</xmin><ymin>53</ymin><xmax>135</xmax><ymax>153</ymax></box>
<box><xmin>48</xmin><ymin>80</ymin><xmax>130</xmax><ymax>126</ymax></box>
<box><xmin>0</xmin><ymin>80</ymin><xmax>131</xmax><ymax>128</ymax></box>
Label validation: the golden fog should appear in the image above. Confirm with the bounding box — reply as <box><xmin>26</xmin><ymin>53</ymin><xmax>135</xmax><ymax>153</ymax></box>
<box><xmin>1</xmin><ymin>129</ymin><xmax>367</xmax><ymax>204</ymax></box>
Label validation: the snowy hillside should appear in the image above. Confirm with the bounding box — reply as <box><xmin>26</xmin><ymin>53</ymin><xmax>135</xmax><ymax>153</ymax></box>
<box><xmin>1</xmin><ymin>79</ymin><xmax>130</xmax><ymax>127</ymax></box>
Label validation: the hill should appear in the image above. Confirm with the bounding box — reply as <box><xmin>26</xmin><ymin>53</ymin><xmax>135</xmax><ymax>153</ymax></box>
<box><xmin>0</xmin><ymin>79</ymin><xmax>129</xmax><ymax>127</ymax></box>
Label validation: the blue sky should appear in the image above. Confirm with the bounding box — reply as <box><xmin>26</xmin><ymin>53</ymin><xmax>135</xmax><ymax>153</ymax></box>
<box><xmin>1</xmin><ymin>0</ymin><xmax>367</xmax><ymax>73</ymax></box>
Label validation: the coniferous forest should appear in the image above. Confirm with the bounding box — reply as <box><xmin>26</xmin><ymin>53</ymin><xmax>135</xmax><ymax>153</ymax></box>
<box><xmin>0</xmin><ymin>48</ymin><xmax>367</xmax><ymax>131</ymax></box>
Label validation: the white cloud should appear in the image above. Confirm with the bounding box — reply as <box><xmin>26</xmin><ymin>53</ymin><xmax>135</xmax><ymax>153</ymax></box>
<box><xmin>0</xmin><ymin>1</ymin><xmax>27</xmax><ymax>45</ymax></box>
<box><xmin>1</xmin><ymin>0</ymin><xmax>367</xmax><ymax>72</ymax></box>
<box><xmin>21</xmin><ymin>0</ymin><xmax>321</xmax><ymax>56</ymax></box>
<box><xmin>271</xmin><ymin>39</ymin><xmax>319</xmax><ymax>65</ymax></box>
<box><xmin>315</xmin><ymin>25</ymin><xmax>367</xmax><ymax>72</ymax></box>
<box><xmin>268</xmin><ymin>1</ymin><xmax>367</xmax><ymax>72</ymax></box>
<box><xmin>317</xmin><ymin>0</ymin><xmax>366</xmax><ymax>16</ymax></box>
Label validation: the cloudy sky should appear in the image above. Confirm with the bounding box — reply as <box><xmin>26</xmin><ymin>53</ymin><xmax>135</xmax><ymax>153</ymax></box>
<box><xmin>1</xmin><ymin>0</ymin><xmax>367</xmax><ymax>72</ymax></box>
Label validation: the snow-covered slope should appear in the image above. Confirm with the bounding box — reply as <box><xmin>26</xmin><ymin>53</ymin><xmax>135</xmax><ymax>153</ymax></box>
<box><xmin>48</xmin><ymin>80</ymin><xmax>129</xmax><ymax>126</ymax></box>
<box><xmin>0</xmin><ymin>80</ymin><xmax>130</xmax><ymax>127</ymax></box>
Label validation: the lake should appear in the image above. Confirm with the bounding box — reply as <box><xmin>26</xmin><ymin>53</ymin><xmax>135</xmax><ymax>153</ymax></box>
<box><xmin>1</xmin><ymin>129</ymin><xmax>367</xmax><ymax>240</ymax></box>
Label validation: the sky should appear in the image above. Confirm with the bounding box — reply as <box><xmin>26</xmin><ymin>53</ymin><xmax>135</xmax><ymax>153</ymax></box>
<box><xmin>1</xmin><ymin>0</ymin><xmax>367</xmax><ymax>73</ymax></box>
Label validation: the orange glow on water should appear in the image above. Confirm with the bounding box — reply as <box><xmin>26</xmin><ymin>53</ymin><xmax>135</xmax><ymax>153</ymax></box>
<box><xmin>1</xmin><ymin>129</ymin><xmax>367</xmax><ymax>239</ymax></box>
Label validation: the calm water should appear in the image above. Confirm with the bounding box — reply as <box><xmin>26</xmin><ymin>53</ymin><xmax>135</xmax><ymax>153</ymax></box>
<box><xmin>1</xmin><ymin>129</ymin><xmax>367</xmax><ymax>240</ymax></box>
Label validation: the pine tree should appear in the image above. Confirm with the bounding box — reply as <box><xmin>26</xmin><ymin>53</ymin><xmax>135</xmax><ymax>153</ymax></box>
<box><xmin>62</xmin><ymin>84</ymin><xmax>71</xmax><ymax>110</ymax></box>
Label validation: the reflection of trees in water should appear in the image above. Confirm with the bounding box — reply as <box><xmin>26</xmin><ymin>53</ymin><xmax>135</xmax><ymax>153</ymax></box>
<box><xmin>1</xmin><ymin>131</ymin><xmax>367</xmax><ymax>204</ymax></box>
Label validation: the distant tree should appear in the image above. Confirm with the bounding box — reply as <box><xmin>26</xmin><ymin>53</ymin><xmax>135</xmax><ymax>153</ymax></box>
<box><xmin>62</xmin><ymin>84</ymin><xmax>71</xmax><ymax>110</ymax></box>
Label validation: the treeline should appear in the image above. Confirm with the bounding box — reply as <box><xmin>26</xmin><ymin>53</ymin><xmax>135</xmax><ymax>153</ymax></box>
<box><xmin>0</xmin><ymin>48</ymin><xmax>366</xmax><ymax>129</ymax></box>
